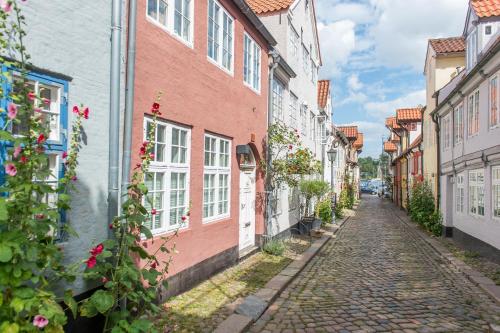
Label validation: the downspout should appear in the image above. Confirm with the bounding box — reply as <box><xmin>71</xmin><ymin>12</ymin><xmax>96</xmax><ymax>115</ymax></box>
<box><xmin>431</xmin><ymin>93</ymin><xmax>441</xmax><ymax>210</ymax></box>
<box><xmin>121</xmin><ymin>0</ymin><xmax>137</xmax><ymax>199</ymax></box>
<box><xmin>264</xmin><ymin>49</ymin><xmax>280</xmax><ymax>240</ymax></box>
<box><xmin>108</xmin><ymin>0</ymin><xmax>122</xmax><ymax>237</ymax></box>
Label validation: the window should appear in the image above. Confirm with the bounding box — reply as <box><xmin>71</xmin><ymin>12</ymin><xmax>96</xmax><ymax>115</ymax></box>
<box><xmin>441</xmin><ymin>114</ymin><xmax>451</xmax><ymax>150</ymax></box>
<box><xmin>203</xmin><ymin>134</ymin><xmax>231</xmax><ymax>221</ymax></box>
<box><xmin>300</xmin><ymin>105</ymin><xmax>307</xmax><ymax>135</ymax></box>
<box><xmin>467</xmin><ymin>29</ymin><xmax>478</xmax><ymax>70</ymax></box>
<box><xmin>454</xmin><ymin>103</ymin><xmax>464</xmax><ymax>144</ymax></box>
<box><xmin>493</xmin><ymin>166</ymin><xmax>500</xmax><ymax>218</ymax></box>
<box><xmin>271</xmin><ymin>79</ymin><xmax>285</xmax><ymax>123</ymax></box>
<box><xmin>243</xmin><ymin>33</ymin><xmax>261</xmax><ymax>92</ymax></box>
<box><xmin>289</xmin><ymin>24</ymin><xmax>299</xmax><ymax>60</ymax></box>
<box><xmin>147</xmin><ymin>0</ymin><xmax>193</xmax><ymax>44</ymax></box>
<box><xmin>302</xmin><ymin>45</ymin><xmax>309</xmax><ymax>75</ymax></box>
<box><xmin>208</xmin><ymin>0</ymin><xmax>233</xmax><ymax>72</ymax></box>
<box><xmin>456</xmin><ymin>174</ymin><xmax>464</xmax><ymax>213</ymax></box>
<box><xmin>144</xmin><ymin>119</ymin><xmax>190</xmax><ymax>234</ymax></box>
<box><xmin>490</xmin><ymin>76</ymin><xmax>499</xmax><ymax>128</ymax></box>
<box><xmin>468</xmin><ymin>90</ymin><xmax>480</xmax><ymax>136</ymax></box>
<box><xmin>311</xmin><ymin>62</ymin><xmax>317</xmax><ymax>84</ymax></box>
<box><xmin>289</xmin><ymin>92</ymin><xmax>298</xmax><ymax>129</ymax></box>
<box><xmin>486</xmin><ymin>25</ymin><xmax>492</xmax><ymax>35</ymax></box>
<box><xmin>309</xmin><ymin>112</ymin><xmax>315</xmax><ymax>139</ymax></box>
<box><xmin>469</xmin><ymin>169</ymin><xmax>485</xmax><ymax>217</ymax></box>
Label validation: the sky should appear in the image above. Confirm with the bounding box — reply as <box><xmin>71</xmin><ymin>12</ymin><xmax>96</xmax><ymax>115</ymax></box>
<box><xmin>317</xmin><ymin>0</ymin><xmax>469</xmax><ymax>157</ymax></box>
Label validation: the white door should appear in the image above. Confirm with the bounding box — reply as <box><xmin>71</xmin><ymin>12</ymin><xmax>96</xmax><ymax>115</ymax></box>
<box><xmin>239</xmin><ymin>169</ymin><xmax>256</xmax><ymax>251</ymax></box>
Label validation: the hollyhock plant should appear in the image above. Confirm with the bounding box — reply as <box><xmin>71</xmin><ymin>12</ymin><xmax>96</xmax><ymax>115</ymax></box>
<box><xmin>7</xmin><ymin>102</ymin><xmax>17</xmax><ymax>119</ymax></box>
<box><xmin>5</xmin><ymin>163</ymin><xmax>17</xmax><ymax>176</ymax></box>
<box><xmin>37</xmin><ymin>133</ymin><xmax>45</xmax><ymax>144</ymax></box>
<box><xmin>13</xmin><ymin>145</ymin><xmax>22</xmax><ymax>158</ymax></box>
<box><xmin>90</xmin><ymin>244</ymin><xmax>104</xmax><ymax>256</ymax></box>
<box><xmin>32</xmin><ymin>315</ymin><xmax>49</xmax><ymax>328</ymax></box>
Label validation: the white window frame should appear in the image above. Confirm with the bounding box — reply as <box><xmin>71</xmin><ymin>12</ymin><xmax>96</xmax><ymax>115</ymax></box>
<box><xmin>289</xmin><ymin>23</ymin><xmax>299</xmax><ymax>60</ymax></box>
<box><xmin>469</xmin><ymin>169</ymin><xmax>485</xmax><ymax>217</ymax></box>
<box><xmin>468</xmin><ymin>90</ymin><xmax>480</xmax><ymax>137</ymax></box>
<box><xmin>493</xmin><ymin>166</ymin><xmax>500</xmax><ymax>219</ymax></box>
<box><xmin>203</xmin><ymin>134</ymin><xmax>231</xmax><ymax>223</ymax></box>
<box><xmin>289</xmin><ymin>92</ymin><xmax>298</xmax><ymax>129</ymax></box>
<box><xmin>490</xmin><ymin>75</ymin><xmax>499</xmax><ymax>129</ymax></box>
<box><xmin>454</xmin><ymin>103</ymin><xmax>464</xmax><ymax>145</ymax></box>
<box><xmin>302</xmin><ymin>44</ymin><xmax>310</xmax><ymax>76</ymax></box>
<box><xmin>243</xmin><ymin>32</ymin><xmax>261</xmax><ymax>93</ymax></box>
<box><xmin>442</xmin><ymin>114</ymin><xmax>451</xmax><ymax>150</ymax></box>
<box><xmin>207</xmin><ymin>0</ymin><xmax>234</xmax><ymax>74</ymax></box>
<box><xmin>300</xmin><ymin>105</ymin><xmax>307</xmax><ymax>135</ymax></box>
<box><xmin>143</xmin><ymin>118</ymin><xmax>191</xmax><ymax>235</ymax></box>
<box><xmin>272</xmin><ymin>78</ymin><xmax>285</xmax><ymax>123</ymax></box>
<box><xmin>146</xmin><ymin>0</ymin><xmax>194</xmax><ymax>47</ymax></box>
<box><xmin>467</xmin><ymin>28</ymin><xmax>478</xmax><ymax>70</ymax></box>
<box><xmin>456</xmin><ymin>173</ymin><xmax>464</xmax><ymax>214</ymax></box>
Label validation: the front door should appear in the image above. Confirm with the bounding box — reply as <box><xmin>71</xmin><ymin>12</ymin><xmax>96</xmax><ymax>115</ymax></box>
<box><xmin>239</xmin><ymin>169</ymin><xmax>256</xmax><ymax>251</ymax></box>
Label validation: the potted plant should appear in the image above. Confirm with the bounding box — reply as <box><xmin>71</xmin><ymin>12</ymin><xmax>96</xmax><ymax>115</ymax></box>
<box><xmin>299</xmin><ymin>179</ymin><xmax>330</xmax><ymax>231</ymax></box>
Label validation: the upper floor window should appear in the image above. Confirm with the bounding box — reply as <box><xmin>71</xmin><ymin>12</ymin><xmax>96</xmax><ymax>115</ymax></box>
<box><xmin>311</xmin><ymin>62</ymin><xmax>317</xmax><ymax>84</ymax></box>
<box><xmin>203</xmin><ymin>134</ymin><xmax>231</xmax><ymax>222</ymax></box>
<box><xmin>441</xmin><ymin>114</ymin><xmax>451</xmax><ymax>150</ymax></box>
<box><xmin>289</xmin><ymin>24</ymin><xmax>299</xmax><ymax>60</ymax></box>
<box><xmin>272</xmin><ymin>78</ymin><xmax>285</xmax><ymax>123</ymax></box>
<box><xmin>493</xmin><ymin>166</ymin><xmax>500</xmax><ymax>218</ymax></box>
<box><xmin>466</xmin><ymin>28</ymin><xmax>478</xmax><ymax>70</ymax></box>
<box><xmin>147</xmin><ymin>0</ymin><xmax>193</xmax><ymax>45</ymax></box>
<box><xmin>456</xmin><ymin>173</ymin><xmax>464</xmax><ymax>213</ymax></box>
<box><xmin>289</xmin><ymin>92</ymin><xmax>298</xmax><ymax>129</ymax></box>
<box><xmin>468</xmin><ymin>90</ymin><xmax>480</xmax><ymax>136</ymax></box>
<box><xmin>243</xmin><ymin>33</ymin><xmax>261</xmax><ymax>92</ymax></box>
<box><xmin>300</xmin><ymin>105</ymin><xmax>307</xmax><ymax>135</ymax></box>
<box><xmin>144</xmin><ymin>118</ymin><xmax>191</xmax><ymax>234</ymax></box>
<box><xmin>454</xmin><ymin>103</ymin><xmax>464</xmax><ymax>144</ymax></box>
<box><xmin>309</xmin><ymin>111</ymin><xmax>315</xmax><ymax>139</ymax></box>
<box><xmin>490</xmin><ymin>76</ymin><xmax>499</xmax><ymax>128</ymax></box>
<box><xmin>469</xmin><ymin>169</ymin><xmax>485</xmax><ymax>217</ymax></box>
<box><xmin>208</xmin><ymin>0</ymin><xmax>233</xmax><ymax>72</ymax></box>
<box><xmin>302</xmin><ymin>45</ymin><xmax>309</xmax><ymax>75</ymax></box>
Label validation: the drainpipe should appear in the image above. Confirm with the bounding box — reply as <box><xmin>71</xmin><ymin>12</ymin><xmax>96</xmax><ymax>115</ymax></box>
<box><xmin>431</xmin><ymin>93</ymin><xmax>441</xmax><ymax>211</ymax></box>
<box><xmin>264</xmin><ymin>49</ymin><xmax>280</xmax><ymax>241</ymax></box>
<box><xmin>121</xmin><ymin>0</ymin><xmax>137</xmax><ymax>199</ymax></box>
<box><xmin>108</xmin><ymin>0</ymin><xmax>122</xmax><ymax>237</ymax></box>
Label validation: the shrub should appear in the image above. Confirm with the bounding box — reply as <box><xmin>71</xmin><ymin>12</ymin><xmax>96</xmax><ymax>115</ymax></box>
<box><xmin>408</xmin><ymin>181</ymin><xmax>442</xmax><ymax>236</ymax></box>
<box><xmin>316</xmin><ymin>199</ymin><xmax>332</xmax><ymax>225</ymax></box>
<box><xmin>263</xmin><ymin>239</ymin><xmax>286</xmax><ymax>256</ymax></box>
<box><xmin>299</xmin><ymin>179</ymin><xmax>329</xmax><ymax>216</ymax></box>
<box><xmin>334</xmin><ymin>201</ymin><xmax>344</xmax><ymax>219</ymax></box>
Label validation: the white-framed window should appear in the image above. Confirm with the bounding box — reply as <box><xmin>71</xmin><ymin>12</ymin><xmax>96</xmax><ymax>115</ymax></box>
<box><xmin>441</xmin><ymin>114</ymin><xmax>451</xmax><ymax>150</ymax></box>
<box><xmin>456</xmin><ymin>173</ymin><xmax>464</xmax><ymax>213</ymax></box>
<box><xmin>467</xmin><ymin>28</ymin><xmax>478</xmax><ymax>70</ymax></box>
<box><xmin>243</xmin><ymin>33</ymin><xmax>261</xmax><ymax>92</ymax></box>
<box><xmin>272</xmin><ymin>78</ymin><xmax>285</xmax><ymax>123</ymax></box>
<box><xmin>493</xmin><ymin>166</ymin><xmax>500</xmax><ymax>219</ymax></box>
<box><xmin>203</xmin><ymin>134</ymin><xmax>231</xmax><ymax>222</ymax></box>
<box><xmin>490</xmin><ymin>76</ymin><xmax>499</xmax><ymax>128</ymax></box>
<box><xmin>289</xmin><ymin>23</ymin><xmax>299</xmax><ymax>60</ymax></box>
<box><xmin>12</xmin><ymin>78</ymin><xmax>61</xmax><ymax>141</ymax></box>
<box><xmin>289</xmin><ymin>92</ymin><xmax>298</xmax><ymax>129</ymax></box>
<box><xmin>311</xmin><ymin>62</ymin><xmax>317</xmax><ymax>84</ymax></box>
<box><xmin>302</xmin><ymin>45</ymin><xmax>309</xmax><ymax>75</ymax></box>
<box><xmin>143</xmin><ymin>118</ymin><xmax>190</xmax><ymax>234</ymax></box>
<box><xmin>300</xmin><ymin>105</ymin><xmax>307</xmax><ymax>135</ymax></box>
<box><xmin>469</xmin><ymin>169</ymin><xmax>485</xmax><ymax>217</ymax></box>
<box><xmin>309</xmin><ymin>111</ymin><xmax>315</xmax><ymax>139</ymax></box>
<box><xmin>207</xmin><ymin>0</ymin><xmax>233</xmax><ymax>72</ymax></box>
<box><xmin>147</xmin><ymin>0</ymin><xmax>193</xmax><ymax>45</ymax></box>
<box><xmin>468</xmin><ymin>90</ymin><xmax>480</xmax><ymax>136</ymax></box>
<box><xmin>454</xmin><ymin>103</ymin><xmax>464</xmax><ymax>144</ymax></box>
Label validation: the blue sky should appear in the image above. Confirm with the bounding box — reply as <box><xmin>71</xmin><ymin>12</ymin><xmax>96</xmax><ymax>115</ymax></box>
<box><xmin>316</xmin><ymin>0</ymin><xmax>469</xmax><ymax>157</ymax></box>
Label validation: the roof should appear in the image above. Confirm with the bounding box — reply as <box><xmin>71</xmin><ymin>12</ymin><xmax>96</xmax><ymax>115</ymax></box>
<box><xmin>429</xmin><ymin>37</ymin><xmax>465</xmax><ymax>54</ymax></box>
<box><xmin>385</xmin><ymin>117</ymin><xmax>401</xmax><ymax>130</ymax></box>
<box><xmin>317</xmin><ymin>80</ymin><xmax>330</xmax><ymax>109</ymax></box>
<box><xmin>410</xmin><ymin>135</ymin><xmax>423</xmax><ymax>150</ymax></box>
<box><xmin>384</xmin><ymin>141</ymin><xmax>397</xmax><ymax>152</ymax></box>
<box><xmin>471</xmin><ymin>0</ymin><xmax>500</xmax><ymax>18</ymax></box>
<box><xmin>233</xmin><ymin>0</ymin><xmax>277</xmax><ymax>47</ymax></box>
<box><xmin>246</xmin><ymin>0</ymin><xmax>295</xmax><ymax>14</ymax></box>
<box><xmin>337</xmin><ymin>126</ymin><xmax>358</xmax><ymax>140</ymax></box>
<box><xmin>396</xmin><ymin>108</ymin><xmax>423</xmax><ymax>123</ymax></box>
<box><xmin>391</xmin><ymin>135</ymin><xmax>400</xmax><ymax>143</ymax></box>
<box><xmin>353</xmin><ymin>133</ymin><xmax>363</xmax><ymax>149</ymax></box>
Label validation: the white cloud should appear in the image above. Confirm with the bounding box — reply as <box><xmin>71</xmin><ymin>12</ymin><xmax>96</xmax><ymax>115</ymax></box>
<box><xmin>364</xmin><ymin>89</ymin><xmax>425</xmax><ymax>118</ymax></box>
<box><xmin>317</xmin><ymin>2</ymin><xmax>373</xmax><ymax>25</ymax></box>
<box><xmin>341</xmin><ymin>121</ymin><xmax>387</xmax><ymax>157</ymax></box>
<box><xmin>347</xmin><ymin>74</ymin><xmax>363</xmax><ymax>91</ymax></box>
<box><xmin>318</xmin><ymin>20</ymin><xmax>356</xmax><ymax>77</ymax></box>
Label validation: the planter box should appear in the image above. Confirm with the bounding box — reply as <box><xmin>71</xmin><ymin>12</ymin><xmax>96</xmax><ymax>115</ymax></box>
<box><xmin>312</xmin><ymin>218</ymin><xmax>322</xmax><ymax>230</ymax></box>
<box><xmin>299</xmin><ymin>216</ymin><xmax>315</xmax><ymax>235</ymax></box>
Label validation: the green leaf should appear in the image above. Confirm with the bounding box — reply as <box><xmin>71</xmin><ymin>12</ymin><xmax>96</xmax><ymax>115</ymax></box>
<box><xmin>79</xmin><ymin>300</ymin><xmax>98</xmax><ymax>318</ymax></box>
<box><xmin>0</xmin><ymin>322</ymin><xmax>19</xmax><ymax>333</ymax></box>
<box><xmin>0</xmin><ymin>198</ymin><xmax>7</xmax><ymax>221</ymax></box>
<box><xmin>10</xmin><ymin>297</ymin><xmax>24</xmax><ymax>312</ymax></box>
<box><xmin>0</xmin><ymin>244</ymin><xmax>13</xmax><ymax>262</ymax></box>
<box><xmin>140</xmin><ymin>225</ymin><xmax>153</xmax><ymax>239</ymax></box>
<box><xmin>64</xmin><ymin>290</ymin><xmax>78</xmax><ymax>319</ymax></box>
<box><xmin>131</xmin><ymin>319</ymin><xmax>153</xmax><ymax>332</ymax></box>
<box><xmin>90</xmin><ymin>290</ymin><xmax>114</xmax><ymax>314</ymax></box>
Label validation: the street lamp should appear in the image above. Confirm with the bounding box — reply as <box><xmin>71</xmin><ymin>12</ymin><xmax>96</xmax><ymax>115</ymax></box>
<box><xmin>327</xmin><ymin>145</ymin><xmax>338</xmax><ymax>221</ymax></box>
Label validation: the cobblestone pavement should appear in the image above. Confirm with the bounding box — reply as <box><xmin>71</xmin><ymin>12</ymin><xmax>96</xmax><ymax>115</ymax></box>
<box><xmin>250</xmin><ymin>197</ymin><xmax>500</xmax><ymax>333</ymax></box>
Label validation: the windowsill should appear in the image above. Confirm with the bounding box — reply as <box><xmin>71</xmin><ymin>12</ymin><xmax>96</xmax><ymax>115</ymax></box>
<box><xmin>243</xmin><ymin>81</ymin><xmax>261</xmax><ymax>95</ymax></box>
<box><xmin>145</xmin><ymin>16</ymin><xmax>194</xmax><ymax>50</ymax></box>
<box><xmin>202</xmin><ymin>215</ymin><xmax>230</xmax><ymax>225</ymax></box>
<box><xmin>144</xmin><ymin>223</ymin><xmax>190</xmax><ymax>240</ymax></box>
<box><xmin>207</xmin><ymin>56</ymin><xmax>234</xmax><ymax>77</ymax></box>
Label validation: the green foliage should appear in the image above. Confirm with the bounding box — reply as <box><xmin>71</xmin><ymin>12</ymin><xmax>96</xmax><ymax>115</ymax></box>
<box><xmin>359</xmin><ymin>156</ymin><xmax>379</xmax><ymax>179</ymax></box>
<box><xmin>334</xmin><ymin>201</ymin><xmax>344</xmax><ymax>219</ymax></box>
<box><xmin>299</xmin><ymin>179</ymin><xmax>329</xmax><ymax>216</ymax></box>
<box><xmin>263</xmin><ymin>239</ymin><xmax>286</xmax><ymax>256</ymax></box>
<box><xmin>408</xmin><ymin>181</ymin><xmax>442</xmax><ymax>236</ymax></box>
<box><xmin>316</xmin><ymin>199</ymin><xmax>332</xmax><ymax>224</ymax></box>
<box><xmin>339</xmin><ymin>175</ymin><xmax>355</xmax><ymax>210</ymax></box>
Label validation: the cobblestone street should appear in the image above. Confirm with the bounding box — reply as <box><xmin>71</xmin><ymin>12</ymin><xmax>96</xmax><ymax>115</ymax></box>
<box><xmin>250</xmin><ymin>197</ymin><xmax>500</xmax><ymax>333</ymax></box>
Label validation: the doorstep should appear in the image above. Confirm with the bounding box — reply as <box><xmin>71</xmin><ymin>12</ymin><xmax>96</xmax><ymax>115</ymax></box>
<box><xmin>213</xmin><ymin>215</ymin><xmax>351</xmax><ymax>333</ymax></box>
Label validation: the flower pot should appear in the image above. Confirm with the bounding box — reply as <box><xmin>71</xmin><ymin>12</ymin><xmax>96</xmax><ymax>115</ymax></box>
<box><xmin>312</xmin><ymin>218</ymin><xmax>322</xmax><ymax>230</ymax></box>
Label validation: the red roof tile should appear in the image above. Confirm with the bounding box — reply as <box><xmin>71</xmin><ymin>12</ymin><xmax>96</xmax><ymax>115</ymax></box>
<box><xmin>384</xmin><ymin>141</ymin><xmax>397</xmax><ymax>152</ymax></box>
<box><xmin>396</xmin><ymin>108</ymin><xmax>423</xmax><ymax>123</ymax></box>
<box><xmin>317</xmin><ymin>80</ymin><xmax>330</xmax><ymax>109</ymax></box>
<box><xmin>385</xmin><ymin>117</ymin><xmax>401</xmax><ymax>129</ymax></box>
<box><xmin>429</xmin><ymin>37</ymin><xmax>465</xmax><ymax>54</ymax></box>
<box><xmin>246</xmin><ymin>0</ymin><xmax>295</xmax><ymax>14</ymax></box>
<box><xmin>354</xmin><ymin>133</ymin><xmax>363</xmax><ymax>149</ymax></box>
<box><xmin>471</xmin><ymin>0</ymin><xmax>500</xmax><ymax>18</ymax></box>
<box><xmin>338</xmin><ymin>126</ymin><xmax>358</xmax><ymax>140</ymax></box>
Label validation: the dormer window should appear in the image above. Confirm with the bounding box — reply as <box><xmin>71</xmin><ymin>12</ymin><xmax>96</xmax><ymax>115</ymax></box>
<box><xmin>466</xmin><ymin>28</ymin><xmax>478</xmax><ymax>70</ymax></box>
<box><xmin>485</xmin><ymin>25</ymin><xmax>492</xmax><ymax>35</ymax></box>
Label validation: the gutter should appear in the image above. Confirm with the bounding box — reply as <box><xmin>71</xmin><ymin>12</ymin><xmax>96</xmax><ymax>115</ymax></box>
<box><xmin>233</xmin><ymin>0</ymin><xmax>277</xmax><ymax>47</ymax></box>
<box><xmin>108</xmin><ymin>0</ymin><xmax>122</xmax><ymax>237</ymax></box>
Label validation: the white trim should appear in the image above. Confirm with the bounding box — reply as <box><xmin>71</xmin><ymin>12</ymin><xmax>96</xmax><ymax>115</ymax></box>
<box><xmin>207</xmin><ymin>0</ymin><xmax>234</xmax><ymax>75</ymax></box>
<box><xmin>492</xmin><ymin>165</ymin><xmax>500</xmax><ymax>220</ymax></box>
<box><xmin>243</xmin><ymin>32</ymin><xmax>262</xmax><ymax>94</ymax></box>
<box><xmin>468</xmin><ymin>168</ymin><xmax>485</xmax><ymax>218</ymax></box>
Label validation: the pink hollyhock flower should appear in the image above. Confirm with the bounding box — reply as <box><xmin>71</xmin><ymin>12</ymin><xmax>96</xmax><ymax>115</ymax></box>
<box><xmin>42</xmin><ymin>98</ymin><xmax>50</xmax><ymax>105</ymax></box>
<box><xmin>108</xmin><ymin>223</ymin><xmax>114</xmax><ymax>230</ymax></box>
<box><xmin>149</xmin><ymin>153</ymin><xmax>155</xmax><ymax>159</ymax></box>
<box><xmin>83</xmin><ymin>107</ymin><xmax>89</xmax><ymax>119</ymax></box>
<box><xmin>71</xmin><ymin>176</ymin><xmax>77</xmax><ymax>181</ymax></box>
<box><xmin>13</xmin><ymin>146</ymin><xmax>22</xmax><ymax>158</ymax></box>
<box><xmin>139</xmin><ymin>146</ymin><xmax>146</xmax><ymax>155</ymax></box>
<box><xmin>34</xmin><ymin>108</ymin><xmax>42</xmax><ymax>113</ymax></box>
<box><xmin>37</xmin><ymin>133</ymin><xmax>45</xmax><ymax>144</ymax></box>
<box><xmin>5</xmin><ymin>163</ymin><xmax>16</xmax><ymax>176</ymax></box>
<box><xmin>35</xmin><ymin>214</ymin><xmax>44</xmax><ymax>220</ymax></box>
<box><xmin>288</xmin><ymin>145</ymin><xmax>293</xmax><ymax>150</ymax></box>
<box><xmin>151</xmin><ymin>261</ymin><xmax>157</xmax><ymax>269</ymax></box>
<box><xmin>151</xmin><ymin>208</ymin><xmax>157</xmax><ymax>215</ymax></box>
<box><xmin>7</xmin><ymin>103</ymin><xmax>17</xmax><ymax>119</ymax></box>
<box><xmin>90</xmin><ymin>243</ymin><xmax>104</xmax><ymax>256</ymax></box>
<box><xmin>20</xmin><ymin>156</ymin><xmax>28</xmax><ymax>164</ymax></box>
<box><xmin>27</xmin><ymin>91</ymin><xmax>36</xmax><ymax>100</ymax></box>
<box><xmin>86</xmin><ymin>256</ymin><xmax>96</xmax><ymax>269</ymax></box>
<box><xmin>72</xmin><ymin>106</ymin><xmax>79</xmax><ymax>114</ymax></box>
<box><xmin>62</xmin><ymin>151</ymin><xmax>68</xmax><ymax>159</ymax></box>
<box><xmin>181</xmin><ymin>216</ymin><xmax>187</xmax><ymax>221</ymax></box>
<box><xmin>32</xmin><ymin>315</ymin><xmax>48</xmax><ymax>329</ymax></box>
